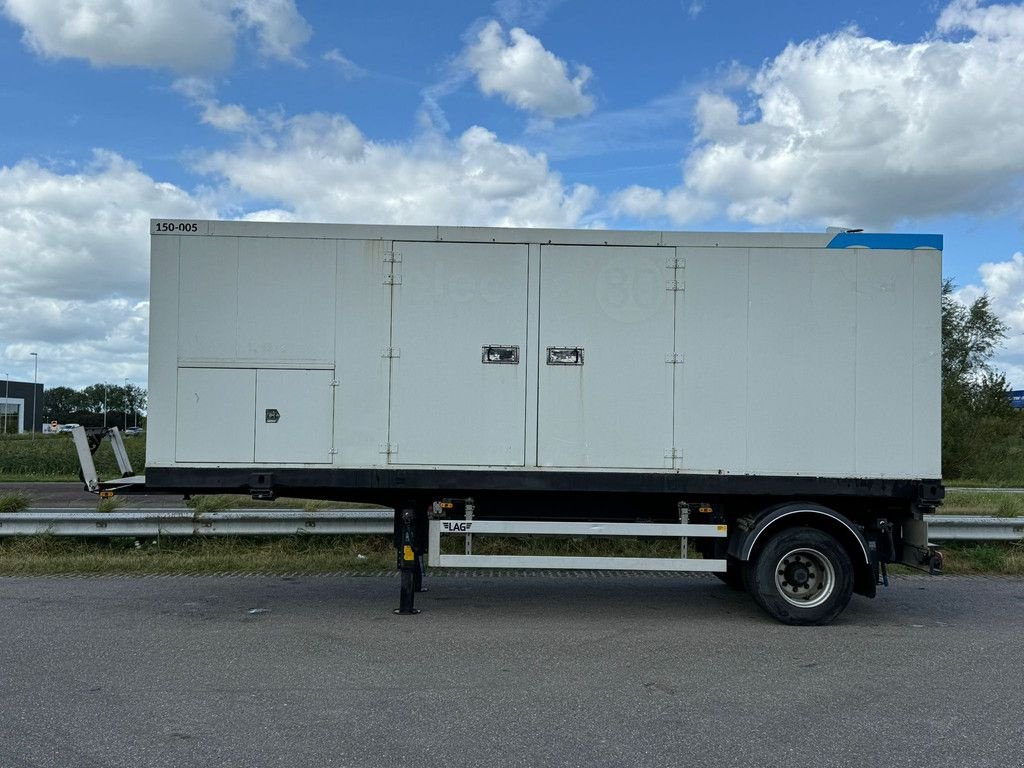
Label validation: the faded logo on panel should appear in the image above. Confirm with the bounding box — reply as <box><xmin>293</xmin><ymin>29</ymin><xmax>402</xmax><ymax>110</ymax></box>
<box><xmin>595</xmin><ymin>256</ymin><xmax>666</xmax><ymax>323</ymax></box>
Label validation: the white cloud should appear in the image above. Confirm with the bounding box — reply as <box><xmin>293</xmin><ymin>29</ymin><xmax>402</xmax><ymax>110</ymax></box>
<box><xmin>615</xmin><ymin>1</ymin><xmax>1024</xmax><ymax>228</ymax></box>
<box><xmin>1</xmin><ymin>0</ymin><xmax>311</xmax><ymax>73</ymax></box>
<box><xmin>233</xmin><ymin>0</ymin><xmax>311</xmax><ymax>65</ymax></box>
<box><xmin>0</xmin><ymin>151</ymin><xmax>213</xmax><ymax>388</ymax></box>
<box><xmin>466</xmin><ymin>21</ymin><xmax>595</xmax><ymax>119</ymax></box>
<box><xmin>686</xmin><ymin>1</ymin><xmax>704</xmax><ymax>19</ymax></box>
<box><xmin>958</xmin><ymin>251</ymin><xmax>1024</xmax><ymax>388</ymax></box>
<box><xmin>193</xmin><ymin>109</ymin><xmax>598</xmax><ymax>227</ymax></box>
<box><xmin>3</xmin><ymin>299</ymin><xmax>151</xmax><ymax>391</ymax></box>
<box><xmin>937</xmin><ymin>0</ymin><xmax>1024</xmax><ymax>38</ymax></box>
<box><xmin>173</xmin><ymin>78</ymin><xmax>260</xmax><ymax>133</ymax></box>
<box><xmin>609</xmin><ymin>184</ymin><xmax>714</xmax><ymax>224</ymax></box>
<box><xmin>323</xmin><ymin>48</ymin><xmax>366</xmax><ymax>79</ymax></box>
<box><xmin>610</xmin><ymin>185</ymin><xmax>667</xmax><ymax>218</ymax></box>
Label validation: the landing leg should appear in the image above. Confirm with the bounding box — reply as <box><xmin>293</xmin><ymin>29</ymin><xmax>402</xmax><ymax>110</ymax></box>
<box><xmin>394</xmin><ymin>506</ymin><xmax>421</xmax><ymax>615</ymax></box>
<box><xmin>414</xmin><ymin>504</ymin><xmax>429</xmax><ymax>593</ymax></box>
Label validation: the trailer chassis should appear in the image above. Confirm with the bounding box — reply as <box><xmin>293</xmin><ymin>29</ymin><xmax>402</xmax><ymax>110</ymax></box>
<box><xmin>72</xmin><ymin>428</ymin><xmax>944</xmax><ymax>625</ymax></box>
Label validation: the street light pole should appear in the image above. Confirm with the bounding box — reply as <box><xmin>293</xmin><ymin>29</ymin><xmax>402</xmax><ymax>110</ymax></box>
<box><xmin>30</xmin><ymin>352</ymin><xmax>37</xmax><ymax>439</ymax></box>
<box><xmin>124</xmin><ymin>378</ymin><xmax>129</xmax><ymax>431</ymax></box>
<box><xmin>103</xmin><ymin>382</ymin><xmax>107</xmax><ymax>429</ymax></box>
<box><xmin>3</xmin><ymin>372</ymin><xmax>8</xmax><ymax>436</ymax></box>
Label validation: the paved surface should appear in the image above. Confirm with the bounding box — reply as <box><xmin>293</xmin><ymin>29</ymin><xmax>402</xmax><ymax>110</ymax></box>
<box><xmin>1</xmin><ymin>574</ymin><xmax>1022</xmax><ymax>768</ymax></box>
<box><xmin>1</xmin><ymin>482</ymin><xmax>185</xmax><ymax>509</ymax></box>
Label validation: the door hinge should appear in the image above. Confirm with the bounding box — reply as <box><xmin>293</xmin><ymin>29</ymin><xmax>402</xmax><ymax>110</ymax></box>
<box><xmin>378</xmin><ymin>443</ymin><xmax>398</xmax><ymax>458</ymax></box>
<box><xmin>384</xmin><ymin>247</ymin><xmax>402</xmax><ymax>284</ymax></box>
<box><xmin>381</xmin><ymin>347</ymin><xmax>400</xmax><ymax>359</ymax></box>
<box><xmin>666</xmin><ymin>256</ymin><xmax>686</xmax><ymax>270</ymax></box>
<box><xmin>665</xmin><ymin>353</ymin><xmax>684</xmax><ymax>364</ymax></box>
<box><xmin>666</xmin><ymin>280</ymin><xmax>685</xmax><ymax>292</ymax></box>
<box><xmin>665</xmin><ymin>448</ymin><xmax>683</xmax><ymax>461</ymax></box>
<box><xmin>328</xmin><ymin>448</ymin><xmax>338</xmax><ymax>456</ymax></box>
<box><xmin>330</xmin><ymin>379</ymin><xmax>339</xmax><ymax>387</ymax></box>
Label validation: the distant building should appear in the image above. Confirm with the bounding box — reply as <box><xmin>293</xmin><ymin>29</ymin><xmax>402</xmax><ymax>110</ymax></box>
<box><xmin>1010</xmin><ymin>390</ymin><xmax>1024</xmax><ymax>409</ymax></box>
<box><xmin>0</xmin><ymin>379</ymin><xmax>45</xmax><ymax>434</ymax></box>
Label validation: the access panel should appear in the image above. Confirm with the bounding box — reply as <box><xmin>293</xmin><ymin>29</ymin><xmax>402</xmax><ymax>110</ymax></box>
<box><xmin>177</xmin><ymin>237</ymin><xmax>336</xmax><ymax>365</ymax></box>
<box><xmin>175</xmin><ymin>368</ymin><xmax>256</xmax><ymax>463</ymax></box>
<box><xmin>538</xmin><ymin>245</ymin><xmax>676</xmax><ymax>468</ymax></box>
<box><xmin>255</xmin><ymin>369</ymin><xmax>335</xmax><ymax>464</ymax></box>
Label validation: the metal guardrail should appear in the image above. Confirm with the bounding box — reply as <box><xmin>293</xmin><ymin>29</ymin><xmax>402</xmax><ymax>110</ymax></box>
<box><xmin>0</xmin><ymin>509</ymin><xmax>393</xmax><ymax>537</ymax></box>
<box><xmin>0</xmin><ymin>510</ymin><xmax>1020</xmax><ymax>542</ymax></box>
<box><xmin>924</xmin><ymin>515</ymin><xmax>1024</xmax><ymax>542</ymax></box>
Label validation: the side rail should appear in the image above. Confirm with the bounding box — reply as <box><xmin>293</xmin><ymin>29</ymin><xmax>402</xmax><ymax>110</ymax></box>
<box><xmin>427</xmin><ymin>519</ymin><xmax>728</xmax><ymax>572</ymax></box>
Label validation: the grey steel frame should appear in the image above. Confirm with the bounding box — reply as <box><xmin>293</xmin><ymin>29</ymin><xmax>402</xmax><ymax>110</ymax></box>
<box><xmin>427</xmin><ymin>519</ymin><xmax>729</xmax><ymax>572</ymax></box>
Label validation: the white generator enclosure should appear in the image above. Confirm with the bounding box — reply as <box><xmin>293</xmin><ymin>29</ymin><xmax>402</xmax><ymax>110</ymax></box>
<box><xmin>147</xmin><ymin>220</ymin><xmax>941</xmax><ymax>484</ymax></box>
<box><xmin>131</xmin><ymin>220</ymin><xmax>947</xmax><ymax>624</ymax></box>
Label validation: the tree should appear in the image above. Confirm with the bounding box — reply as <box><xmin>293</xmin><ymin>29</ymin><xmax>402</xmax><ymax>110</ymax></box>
<box><xmin>942</xmin><ymin>280</ymin><xmax>1010</xmax><ymax>407</ymax></box>
<box><xmin>43</xmin><ymin>386</ymin><xmax>89</xmax><ymax>424</ymax></box>
<box><xmin>123</xmin><ymin>382</ymin><xmax>147</xmax><ymax>425</ymax></box>
<box><xmin>42</xmin><ymin>383</ymin><xmax>148</xmax><ymax>428</ymax></box>
<box><xmin>941</xmin><ymin>279</ymin><xmax>1015</xmax><ymax>478</ymax></box>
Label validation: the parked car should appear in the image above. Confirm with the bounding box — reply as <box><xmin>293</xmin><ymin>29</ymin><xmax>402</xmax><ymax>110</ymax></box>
<box><xmin>57</xmin><ymin>423</ymin><xmax>80</xmax><ymax>433</ymax></box>
<box><xmin>124</xmin><ymin>427</ymin><xmax>143</xmax><ymax>436</ymax></box>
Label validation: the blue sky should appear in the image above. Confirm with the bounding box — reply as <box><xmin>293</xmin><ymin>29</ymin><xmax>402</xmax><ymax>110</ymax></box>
<box><xmin>1</xmin><ymin>0</ymin><xmax>1023</xmax><ymax>391</ymax></box>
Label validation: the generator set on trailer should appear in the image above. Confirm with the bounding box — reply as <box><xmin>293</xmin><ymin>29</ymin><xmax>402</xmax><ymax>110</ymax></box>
<box><xmin>76</xmin><ymin>219</ymin><xmax>946</xmax><ymax>625</ymax></box>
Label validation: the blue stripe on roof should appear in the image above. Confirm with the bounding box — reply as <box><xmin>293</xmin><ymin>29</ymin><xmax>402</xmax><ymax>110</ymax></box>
<box><xmin>826</xmin><ymin>232</ymin><xmax>942</xmax><ymax>250</ymax></box>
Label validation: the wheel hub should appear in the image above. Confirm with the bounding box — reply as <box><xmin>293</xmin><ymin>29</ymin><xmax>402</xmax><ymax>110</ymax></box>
<box><xmin>774</xmin><ymin>547</ymin><xmax>836</xmax><ymax>609</ymax></box>
<box><xmin>785</xmin><ymin>562</ymin><xmax>811</xmax><ymax>587</ymax></box>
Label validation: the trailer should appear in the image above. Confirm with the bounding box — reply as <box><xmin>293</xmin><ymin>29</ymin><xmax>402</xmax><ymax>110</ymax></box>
<box><xmin>80</xmin><ymin>219</ymin><xmax>944</xmax><ymax>625</ymax></box>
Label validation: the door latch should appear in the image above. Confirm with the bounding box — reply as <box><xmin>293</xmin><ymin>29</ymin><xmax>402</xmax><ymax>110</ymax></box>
<box><xmin>547</xmin><ymin>347</ymin><xmax>584</xmax><ymax>365</ymax></box>
<box><xmin>481</xmin><ymin>345</ymin><xmax>520</xmax><ymax>364</ymax></box>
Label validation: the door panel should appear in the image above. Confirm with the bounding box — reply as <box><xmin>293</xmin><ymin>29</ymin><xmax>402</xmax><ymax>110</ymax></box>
<box><xmin>389</xmin><ymin>241</ymin><xmax>529</xmax><ymax>466</ymax></box>
<box><xmin>538</xmin><ymin>245</ymin><xmax>675</xmax><ymax>468</ymax></box>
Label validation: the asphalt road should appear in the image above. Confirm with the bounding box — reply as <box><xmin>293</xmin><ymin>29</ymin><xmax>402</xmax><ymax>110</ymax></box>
<box><xmin>1</xmin><ymin>573</ymin><xmax>1022</xmax><ymax>768</ymax></box>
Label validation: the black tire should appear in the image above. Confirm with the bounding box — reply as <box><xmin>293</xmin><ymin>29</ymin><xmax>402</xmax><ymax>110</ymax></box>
<box><xmin>714</xmin><ymin>557</ymin><xmax>745</xmax><ymax>590</ymax></box>
<box><xmin>743</xmin><ymin>527</ymin><xmax>854</xmax><ymax>626</ymax></box>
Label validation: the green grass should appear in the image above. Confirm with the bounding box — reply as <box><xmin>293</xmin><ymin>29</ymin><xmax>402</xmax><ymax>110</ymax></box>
<box><xmin>181</xmin><ymin>495</ymin><xmax>385</xmax><ymax>511</ymax></box>
<box><xmin>937</xmin><ymin>542</ymin><xmax>1024</xmax><ymax>575</ymax></box>
<box><xmin>942</xmin><ymin>490</ymin><xmax>1024</xmax><ymax>517</ymax></box>
<box><xmin>0</xmin><ymin>433</ymin><xmax>146</xmax><ymax>482</ymax></box>
<box><xmin>0</xmin><ymin>535</ymin><xmax>396</xmax><ymax>576</ymax></box>
<box><xmin>0</xmin><ymin>492</ymin><xmax>32</xmax><ymax>514</ymax></box>
<box><xmin>184</xmin><ymin>494</ymin><xmax>238</xmax><ymax>513</ymax></box>
<box><xmin>95</xmin><ymin>495</ymin><xmax>125</xmax><ymax>513</ymax></box>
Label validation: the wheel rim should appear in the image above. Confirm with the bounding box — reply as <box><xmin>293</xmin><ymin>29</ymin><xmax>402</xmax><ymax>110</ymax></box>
<box><xmin>774</xmin><ymin>547</ymin><xmax>835</xmax><ymax>609</ymax></box>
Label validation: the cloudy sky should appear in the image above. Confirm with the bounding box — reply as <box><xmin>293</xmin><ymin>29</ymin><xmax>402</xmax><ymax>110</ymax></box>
<box><xmin>2</xmin><ymin>0</ymin><xmax>1024</xmax><ymax>392</ymax></box>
